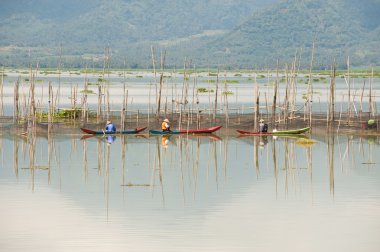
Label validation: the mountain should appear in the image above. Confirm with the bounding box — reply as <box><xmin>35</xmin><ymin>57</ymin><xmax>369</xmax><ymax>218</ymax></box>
<box><xmin>0</xmin><ymin>0</ymin><xmax>379</xmax><ymax>69</ymax></box>
<box><xmin>202</xmin><ymin>0</ymin><xmax>380</xmax><ymax>69</ymax></box>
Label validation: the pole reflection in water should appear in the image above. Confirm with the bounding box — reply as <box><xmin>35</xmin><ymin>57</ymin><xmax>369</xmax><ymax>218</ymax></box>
<box><xmin>1</xmin><ymin>133</ymin><xmax>380</xmax><ymax>252</ymax></box>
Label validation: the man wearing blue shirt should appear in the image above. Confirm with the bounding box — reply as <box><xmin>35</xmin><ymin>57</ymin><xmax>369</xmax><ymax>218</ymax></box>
<box><xmin>105</xmin><ymin>120</ymin><xmax>116</xmax><ymax>133</ymax></box>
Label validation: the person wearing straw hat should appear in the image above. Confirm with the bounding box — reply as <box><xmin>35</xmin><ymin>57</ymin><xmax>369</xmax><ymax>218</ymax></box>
<box><xmin>105</xmin><ymin>120</ymin><xmax>116</xmax><ymax>133</ymax></box>
<box><xmin>161</xmin><ymin>118</ymin><xmax>171</xmax><ymax>132</ymax></box>
<box><xmin>259</xmin><ymin>119</ymin><xmax>268</xmax><ymax>133</ymax></box>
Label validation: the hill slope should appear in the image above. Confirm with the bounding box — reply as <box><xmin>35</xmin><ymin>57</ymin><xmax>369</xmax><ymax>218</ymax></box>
<box><xmin>0</xmin><ymin>0</ymin><xmax>379</xmax><ymax>69</ymax></box>
<box><xmin>188</xmin><ymin>0</ymin><xmax>380</xmax><ymax>68</ymax></box>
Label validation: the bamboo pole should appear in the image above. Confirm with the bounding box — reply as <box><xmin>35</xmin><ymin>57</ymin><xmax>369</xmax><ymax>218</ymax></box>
<box><xmin>190</xmin><ymin>67</ymin><xmax>197</xmax><ymax>125</ymax></box>
<box><xmin>29</xmin><ymin>65</ymin><xmax>36</xmax><ymax>123</ymax></box>
<box><xmin>171</xmin><ymin>72</ymin><xmax>174</xmax><ymax>123</ymax></box>
<box><xmin>359</xmin><ymin>80</ymin><xmax>365</xmax><ymax>121</ymax></box>
<box><xmin>346</xmin><ymin>56</ymin><xmax>351</xmax><ymax>123</ymax></box>
<box><xmin>337</xmin><ymin>94</ymin><xmax>344</xmax><ymax>133</ymax></box>
<box><xmin>82</xmin><ymin>66</ymin><xmax>88</xmax><ymax>121</ymax></box>
<box><xmin>283</xmin><ymin>64</ymin><xmax>290</xmax><ymax>126</ymax></box>
<box><xmin>106</xmin><ymin>47</ymin><xmax>111</xmax><ymax>119</ymax></box>
<box><xmin>121</xmin><ymin>86</ymin><xmax>126</xmax><ymax>131</ymax></box>
<box><xmin>369</xmin><ymin>66</ymin><xmax>373</xmax><ymax>118</ymax></box>
<box><xmin>307</xmin><ymin>41</ymin><xmax>315</xmax><ymax>129</ymax></box>
<box><xmin>330</xmin><ymin>60</ymin><xmax>336</xmax><ymax>123</ymax></box>
<box><xmin>223</xmin><ymin>70</ymin><xmax>229</xmax><ymax>127</ymax></box>
<box><xmin>48</xmin><ymin>82</ymin><xmax>52</xmax><ymax>133</ymax></box>
<box><xmin>213</xmin><ymin>70</ymin><xmax>219</xmax><ymax>122</ymax></box>
<box><xmin>164</xmin><ymin>72</ymin><xmax>168</xmax><ymax>117</ymax></box>
<box><xmin>73</xmin><ymin>85</ymin><xmax>78</xmax><ymax>120</ymax></box>
<box><xmin>272</xmin><ymin>60</ymin><xmax>279</xmax><ymax>125</ymax></box>
<box><xmin>57</xmin><ymin>43</ymin><xmax>62</xmax><ymax>109</ymax></box>
<box><xmin>208</xmin><ymin>66</ymin><xmax>211</xmax><ymax>119</ymax></box>
<box><xmin>14</xmin><ymin>78</ymin><xmax>20</xmax><ymax>122</ymax></box>
<box><xmin>196</xmin><ymin>81</ymin><xmax>200</xmax><ymax>128</ymax></box>
<box><xmin>156</xmin><ymin>50</ymin><xmax>166</xmax><ymax>118</ymax></box>
<box><xmin>290</xmin><ymin>50</ymin><xmax>298</xmax><ymax>120</ymax></box>
<box><xmin>0</xmin><ymin>67</ymin><xmax>4</xmax><ymax>116</ymax></box>
<box><xmin>151</xmin><ymin>46</ymin><xmax>158</xmax><ymax>118</ymax></box>
<box><xmin>171</xmin><ymin>71</ymin><xmax>177</xmax><ymax>121</ymax></box>
<box><xmin>97</xmin><ymin>85</ymin><xmax>102</xmax><ymax>122</ymax></box>
<box><xmin>254</xmin><ymin>74</ymin><xmax>259</xmax><ymax>130</ymax></box>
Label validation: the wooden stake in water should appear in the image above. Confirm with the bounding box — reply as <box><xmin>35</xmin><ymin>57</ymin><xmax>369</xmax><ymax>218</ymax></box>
<box><xmin>307</xmin><ymin>41</ymin><xmax>315</xmax><ymax>128</ymax></box>
<box><xmin>213</xmin><ymin>70</ymin><xmax>219</xmax><ymax>122</ymax></box>
<box><xmin>151</xmin><ymin>46</ymin><xmax>158</xmax><ymax>119</ymax></box>
<box><xmin>48</xmin><ymin>82</ymin><xmax>52</xmax><ymax>133</ymax></box>
<box><xmin>283</xmin><ymin>64</ymin><xmax>290</xmax><ymax>126</ymax></box>
<box><xmin>272</xmin><ymin>60</ymin><xmax>279</xmax><ymax>125</ymax></box>
<box><xmin>156</xmin><ymin>50</ymin><xmax>166</xmax><ymax>118</ymax></box>
<box><xmin>0</xmin><ymin>67</ymin><xmax>4</xmax><ymax>116</ymax></box>
<box><xmin>29</xmin><ymin>65</ymin><xmax>36</xmax><ymax>122</ymax></box>
<box><xmin>330</xmin><ymin>60</ymin><xmax>336</xmax><ymax>123</ymax></box>
<box><xmin>57</xmin><ymin>43</ymin><xmax>62</xmax><ymax>109</ymax></box>
<box><xmin>14</xmin><ymin>78</ymin><xmax>20</xmax><ymax>122</ymax></box>
<box><xmin>254</xmin><ymin>74</ymin><xmax>259</xmax><ymax>130</ymax></box>
<box><xmin>345</xmin><ymin>56</ymin><xmax>351</xmax><ymax>123</ymax></box>
<box><xmin>82</xmin><ymin>66</ymin><xmax>89</xmax><ymax>121</ymax></box>
<box><xmin>369</xmin><ymin>66</ymin><xmax>373</xmax><ymax>118</ymax></box>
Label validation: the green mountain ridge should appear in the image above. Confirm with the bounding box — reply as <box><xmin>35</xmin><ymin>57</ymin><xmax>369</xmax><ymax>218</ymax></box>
<box><xmin>192</xmin><ymin>0</ymin><xmax>380</xmax><ymax>69</ymax></box>
<box><xmin>0</xmin><ymin>0</ymin><xmax>378</xmax><ymax>69</ymax></box>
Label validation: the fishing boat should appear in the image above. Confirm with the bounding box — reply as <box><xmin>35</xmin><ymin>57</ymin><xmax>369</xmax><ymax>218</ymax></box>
<box><xmin>149</xmin><ymin>125</ymin><xmax>222</xmax><ymax>135</ymax></box>
<box><xmin>236</xmin><ymin>127</ymin><xmax>310</xmax><ymax>136</ymax></box>
<box><xmin>80</xmin><ymin>127</ymin><xmax>147</xmax><ymax>135</ymax></box>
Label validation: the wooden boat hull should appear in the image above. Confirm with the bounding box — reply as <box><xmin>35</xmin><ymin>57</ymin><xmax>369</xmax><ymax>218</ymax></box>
<box><xmin>236</xmin><ymin>127</ymin><xmax>310</xmax><ymax>136</ymax></box>
<box><xmin>149</xmin><ymin>129</ymin><xmax>182</xmax><ymax>135</ymax></box>
<box><xmin>149</xmin><ymin>125</ymin><xmax>222</xmax><ymax>135</ymax></box>
<box><xmin>80</xmin><ymin>127</ymin><xmax>147</xmax><ymax>135</ymax></box>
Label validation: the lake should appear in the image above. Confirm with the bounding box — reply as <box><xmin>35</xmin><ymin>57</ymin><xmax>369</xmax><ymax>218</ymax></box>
<box><xmin>1</xmin><ymin>70</ymin><xmax>379</xmax><ymax>117</ymax></box>
<box><xmin>0</xmin><ymin>132</ymin><xmax>379</xmax><ymax>252</ymax></box>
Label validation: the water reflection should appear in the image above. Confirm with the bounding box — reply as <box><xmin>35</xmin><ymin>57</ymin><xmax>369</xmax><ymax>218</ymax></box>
<box><xmin>106</xmin><ymin>135</ymin><xmax>116</xmax><ymax>145</ymax></box>
<box><xmin>1</xmin><ymin>132</ymin><xmax>379</xmax><ymax>252</ymax></box>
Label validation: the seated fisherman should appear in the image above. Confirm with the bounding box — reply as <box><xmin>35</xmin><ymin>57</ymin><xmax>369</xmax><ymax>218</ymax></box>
<box><xmin>259</xmin><ymin>119</ymin><xmax>268</xmax><ymax>133</ymax></box>
<box><xmin>105</xmin><ymin>120</ymin><xmax>116</xmax><ymax>133</ymax></box>
<box><xmin>161</xmin><ymin>118</ymin><xmax>171</xmax><ymax>132</ymax></box>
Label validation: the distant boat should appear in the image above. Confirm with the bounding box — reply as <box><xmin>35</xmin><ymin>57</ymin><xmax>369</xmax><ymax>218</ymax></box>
<box><xmin>80</xmin><ymin>127</ymin><xmax>147</xmax><ymax>135</ymax></box>
<box><xmin>236</xmin><ymin>127</ymin><xmax>310</xmax><ymax>135</ymax></box>
<box><xmin>149</xmin><ymin>125</ymin><xmax>222</xmax><ymax>135</ymax></box>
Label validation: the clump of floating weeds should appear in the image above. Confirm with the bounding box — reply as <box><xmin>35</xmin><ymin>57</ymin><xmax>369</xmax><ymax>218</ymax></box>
<box><xmin>222</xmin><ymin>90</ymin><xmax>233</xmax><ymax>95</ymax></box>
<box><xmin>197</xmin><ymin>88</ymin><xmax>214</xmax><ymax>93</ymax></box>
<box><xmin>80</xmin><ymin>89</ymin><xmax>95</xmax><ymax>94</ymax></box>
<box><xmin>36</xmin><ymin>107</ymin><xmax>84</xmax><ymax>119</ymax></box>
<box><xmin>121</xmin><ymin>183</ymin><xmax>151</xmax><ymax>187</ymax></box>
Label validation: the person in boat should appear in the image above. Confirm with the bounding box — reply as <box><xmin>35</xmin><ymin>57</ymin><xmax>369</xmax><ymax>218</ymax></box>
<box><xmin>105</xmin><ymin>120</ymin><xmax>116</xmax><ymax>133</ymax></box>
<box><xmin>259</xmin><ymin>119</ymin><xmax>268</xmax><ymax>133</ymax></box>
<box><xmin>162</xmin><ymin>118</ymin><xmax>171</xmax><ymax>132</ymax></box>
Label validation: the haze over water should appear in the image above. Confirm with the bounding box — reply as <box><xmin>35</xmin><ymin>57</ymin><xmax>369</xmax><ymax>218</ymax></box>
<box><xmin>1</xmin><ymin>71</ymin><xmax>379</xmax><ymax>116</ymax></box>
<box><xmin>1</xmin><ymin>133</ymin><xmax>379</xmax><ymax>252</ymax></box>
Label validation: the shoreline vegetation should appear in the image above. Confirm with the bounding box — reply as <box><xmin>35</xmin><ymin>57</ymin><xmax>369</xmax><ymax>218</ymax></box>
<box><xmin>1</xmin><ymin>67</ymin><xmax>380</xmax><ymax>77</ymax></box>
<box><xmin>0</xmin><ymin>63</ymin><xmax>379</xmax><ymax>137</ymax></box>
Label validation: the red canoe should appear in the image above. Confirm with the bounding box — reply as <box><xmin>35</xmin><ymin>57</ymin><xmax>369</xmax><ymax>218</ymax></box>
<box><xmin>149</xmin><ymin>125</ymin><xmax>222</xmax><ymax>134</ymax></box>
<box><xmin>180</xmin><ymin>125</ymin><xmax>222</xmax><ymax>134</ymax></box>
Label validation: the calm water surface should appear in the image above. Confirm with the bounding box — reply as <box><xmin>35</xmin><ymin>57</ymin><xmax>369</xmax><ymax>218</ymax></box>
<box><xmin>0</xmin><ymin>133</ymin><xmax>379</xmax><ymax>252</ymax></box>
<box><xmin>1</xmin><ymin>72</ymin><xmax>379</xmax><ymax>116</ymax></box>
